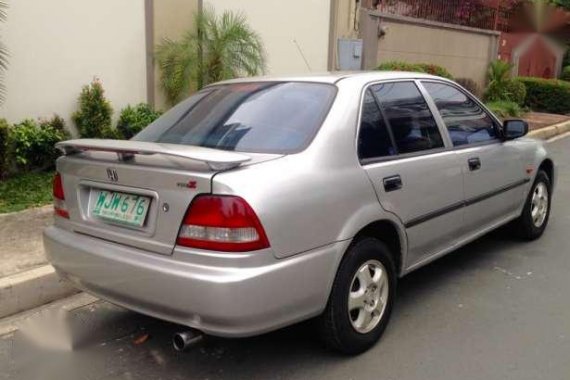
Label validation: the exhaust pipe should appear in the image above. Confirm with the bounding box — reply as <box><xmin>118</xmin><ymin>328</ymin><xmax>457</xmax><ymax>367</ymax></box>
<box><xmin>173</xmin><ymin>329</ymin><xmax>204</xmax><ymax>352</ymax></box>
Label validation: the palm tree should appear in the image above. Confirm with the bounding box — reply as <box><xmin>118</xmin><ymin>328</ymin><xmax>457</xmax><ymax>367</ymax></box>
<box><xmin>156</xmin><ymin>6</ymin><xmax>266</xmax><ymax>105</ymax></box>
<box><xmin>487</xmin><ymin>59</ymin><xmax>514</xmax><ymax>86</ymax></box>
<box><xmin>0</xmin><ymin>1</ymin><xmax>8</xmax><ymax>104</ymax></box>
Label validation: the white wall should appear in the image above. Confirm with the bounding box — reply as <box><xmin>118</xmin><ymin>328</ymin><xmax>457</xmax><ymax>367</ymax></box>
<box><xmin>0</xmin><ymin>0</ymin><xmax>148</xmax><ymax>133</ymax></box>
<box><xmin>206</xmin><ymin>0</ymin><xmax>331</xmax><ymax>75</ymax></box>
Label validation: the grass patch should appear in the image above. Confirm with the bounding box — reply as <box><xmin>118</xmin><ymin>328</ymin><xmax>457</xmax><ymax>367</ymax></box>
<box><xmin>0</xmin><ymin>171</ymin><xmax>54</xmax><ymax>213</ymax></box>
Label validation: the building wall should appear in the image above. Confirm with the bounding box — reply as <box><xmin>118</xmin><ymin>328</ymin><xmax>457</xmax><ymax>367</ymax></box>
<box><xmin>206</xmin><ymin>0</ymin><xmax>332</xmax><ymax>75</ymax></box>
<box><xmin>360</xmin><ymin>12</ymin><xmax>500</xmax><ymax>88</ymax></box>
<box><xmin>0</xmin><ymin>0</ymin><xmax>148</xmax><ymax>133</ymax></box>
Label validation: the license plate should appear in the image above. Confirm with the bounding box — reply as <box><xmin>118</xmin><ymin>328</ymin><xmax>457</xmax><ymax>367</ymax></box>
<box><xmin>92</xmin><ymin>190</ymin><xmax>151</xmax><ymax>227</ymax></box>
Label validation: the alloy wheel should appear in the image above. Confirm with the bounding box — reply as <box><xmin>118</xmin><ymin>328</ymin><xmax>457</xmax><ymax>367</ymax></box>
<box><xmin>348</xmin><ymin>260</ymin><xmax>389</xmax><ymax>334</ymax></box>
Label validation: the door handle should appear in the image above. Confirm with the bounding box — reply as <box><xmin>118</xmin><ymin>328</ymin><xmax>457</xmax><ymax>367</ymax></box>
<box><xmin>468</xmin><ymin>157</ymin><xmax>481</xmax><ymax>171</ymax></box>
<box><xmin>383</xmin><ymin>175</ymin><xmax>403</xmax><ymax>192</ymax></box>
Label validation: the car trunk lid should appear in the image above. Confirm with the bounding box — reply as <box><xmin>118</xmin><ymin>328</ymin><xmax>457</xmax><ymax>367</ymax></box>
<box><xmin>55</xmin><ymin>139</ymin><xmax>276</xmax><ymax>255</ymax></box>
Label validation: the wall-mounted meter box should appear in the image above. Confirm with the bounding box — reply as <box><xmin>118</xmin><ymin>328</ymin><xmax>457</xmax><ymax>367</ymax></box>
<box><xmin>337</xmin><ymin>38</ymin><xmax>363</xmax><ymax>70</ymax></box>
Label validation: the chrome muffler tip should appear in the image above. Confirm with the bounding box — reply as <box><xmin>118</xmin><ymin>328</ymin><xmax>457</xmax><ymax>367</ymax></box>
<box><xmin>173</xmin><ymin>330</ymin><xmax>204</xmax><ymax>352</ymax></box>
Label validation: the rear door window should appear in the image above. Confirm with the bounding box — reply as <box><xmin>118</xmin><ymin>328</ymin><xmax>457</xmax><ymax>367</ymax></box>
<box><xmin>134</xmin><ymin>82</ymin><xmax>337</xmax><ymax>154</ymax></box>
<box><xmin>358</xmin><ymin>89</ymin><xmax>397</xmax><ymax>159</ymax></box>
<box><xmin>369</xmin><ymin>82</ymin><xmax>444</xmax><ymax>155</ymax></box>
<box><xmin>422</xmin><ymin>82</ymin><xmax>498</xmax><ymax>146</ymax></box>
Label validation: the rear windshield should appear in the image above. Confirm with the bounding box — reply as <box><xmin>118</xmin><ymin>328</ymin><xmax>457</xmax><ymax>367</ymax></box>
<box><xmin>134</xmin><ymin>82</ymin><xmax>337</xmax><ymax>154</ymax></box>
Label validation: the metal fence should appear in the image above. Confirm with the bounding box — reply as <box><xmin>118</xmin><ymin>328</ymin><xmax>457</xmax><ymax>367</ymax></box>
<box><xmin>376</xmin><ymin>0</ymin><xmax>509</xmax><ymax>31</ymax></box>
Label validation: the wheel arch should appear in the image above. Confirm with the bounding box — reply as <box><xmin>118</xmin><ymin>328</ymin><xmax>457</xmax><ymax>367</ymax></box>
<box><xmin>538</xmin><ymin>158</ymin><xmax>554</xmax><ymax>187</ymax></box>
<box><xmin>352</xmin><ymin>220</ymin><xmax>407</xmax><ymax>276</ymax></box>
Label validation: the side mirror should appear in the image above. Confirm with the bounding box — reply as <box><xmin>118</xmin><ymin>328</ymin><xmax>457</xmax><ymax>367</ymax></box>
<box><xmin>503</xmin><ymin>119</ymin><xmax>529</xmax><ymax>140</ymax></box>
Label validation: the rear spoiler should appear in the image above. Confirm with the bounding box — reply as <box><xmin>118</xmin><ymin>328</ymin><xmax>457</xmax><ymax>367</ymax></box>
<box><xmin>56</xmin><ymin>139</ymin><xmax>251</xmax><ymax>170</ymax></box>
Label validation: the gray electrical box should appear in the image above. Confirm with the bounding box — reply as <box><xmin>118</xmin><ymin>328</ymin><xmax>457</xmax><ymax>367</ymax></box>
<box><xmin>337</xmin><ymin>38</ymin><xmax>363</xmax><ymax>70</ymax></box>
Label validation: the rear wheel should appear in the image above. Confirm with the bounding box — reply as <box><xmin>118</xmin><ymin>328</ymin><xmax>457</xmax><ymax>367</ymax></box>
<box><xmin>512</xmin><ymin>170</ymin><xmax>551</xmax><ymax>240</ymax></box>
<box><xmin>318</xmin><ymin>238</ymin><xmax>396</xmax><ymax>355</ymax></box>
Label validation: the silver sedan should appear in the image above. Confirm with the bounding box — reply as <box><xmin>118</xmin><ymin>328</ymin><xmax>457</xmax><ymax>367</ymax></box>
<box><xmin>44</xmin><ymin>72</ymin><xmax>555</xmax><ymax>354</ymax></box>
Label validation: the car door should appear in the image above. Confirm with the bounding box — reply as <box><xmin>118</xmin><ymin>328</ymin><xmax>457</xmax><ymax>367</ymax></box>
<box><xmin>358</xmin><ymin>81</ymin><xmax>465</xmax><ymax>267</ymax></box>
<box><xmin>421</xmin><ymin>81</ymin><xmax>527</xmax><ymax>235</ymax></box>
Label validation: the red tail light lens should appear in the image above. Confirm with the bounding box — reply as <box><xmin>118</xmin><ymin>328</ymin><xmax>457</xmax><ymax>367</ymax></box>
<box><xmin>53</xmin><ymin>172</ymin><xmax>69</xmax><ymax>219</ymax></box>
<box><xmin>177</xmin><ymin>195</ymin><xmax>270</xmax><ymax>252</ymax></box>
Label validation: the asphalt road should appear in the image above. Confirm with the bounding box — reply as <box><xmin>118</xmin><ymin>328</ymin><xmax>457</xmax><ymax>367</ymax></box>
<box><xmin>2</xmin><ymin>136</ymin><xmax>570</xmax><ymax>380</ymax></box>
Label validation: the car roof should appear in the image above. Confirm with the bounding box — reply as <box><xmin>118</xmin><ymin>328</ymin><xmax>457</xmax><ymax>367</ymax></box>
<box><xmin>214</xmin><ymin>71</ymin><xmax>450</xmax><ymax>85</ymax></box>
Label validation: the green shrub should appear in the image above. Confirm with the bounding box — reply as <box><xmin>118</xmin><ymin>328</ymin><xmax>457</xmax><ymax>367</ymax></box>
<box><xmin>455</xmin><ymin>78</ymin><xmax>481</xmax><ymax>97</ymax></box>
<box><xmin>504</xmin><ymin>79</ymin><xmax>527</xmax><ymax>106</ymax></box>
<box><xmin>483</xmin><ymin>60</ymin><xmax>527</xmax><ymax>105</ymax></box>
<box><xmin>100</xmin><ymin>126</ymin><xmax>123</xmax><ymax>140</ymax></box>
<box><xmin>0</xmin><ymin>119</ymin><xmax>10</xmax><ymax>178</ymax></box>
<box><xmin>484</xmin><ymin>79</ymin><xmax>526</xmax><ymax>106</ymax></box>
<box><xmin>419</xmin><ymin>63</ymin><xmax>454</xmax><ymax>79</ymax></box>
<box><xmin>117</xmin><ymin>104</ymin><xmax>162</xmax><ymax>139</ymax></box>
<box><xmin>561</xmin><ymin>65</ymin><xmax>570</xmax><ymax>82</ymax></box>
<box><xmin>39</xmin><ymin>115</ymin><xmax>71</xmax><ymax>140</ymax></box>
<box><xmin>72</xmin><ymin>79</ymin><xmax>113</xmax><ymax>138</ymax></box>
<box><xmin>486</xmin><ymin>100</ymin><xmax>522</xmax><ymax>119</ymax></box>
<box><xmin>518</xmin><ymin>77</ymin><xmax>570</xmax><ymax>114</ymax></box>
<box><xmin>376</xmin><ymin>61</ymin><xmax>453</xmax><ymax>79</ymax></box>
<box><xmin>484</xmin><ymin>81</ymin><xmax>506</xmax><ymax>102</ymax></box>
<box><xmin>10</xmin><ymin>119</ymin><xmax>67</xmax><ymax>171</ymax></box>
<box><xmin>487</xmin><ymin>60</ymin><xmax>513</xmax><ymax>84</ymax></box>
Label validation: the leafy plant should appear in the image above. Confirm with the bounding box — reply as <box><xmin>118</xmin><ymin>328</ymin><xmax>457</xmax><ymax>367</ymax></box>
<box><xmin>518</xmin><ymin>77</ymin><xmax>570</xmax><ymax>114</ymax></box>
<box><xmin>39</xmin><ymin>114</ymin><xmax>70</xmax><ymax>139</ymax></box>
<box><xmin>0</xmin><ymin>1</ymin><xmax>8</xmax><ymax>104</ymax></box>
<box><xmin>10</xmin><ymin>119</ymin><xmax>67</xmax><ymax>171</ymax></box>
<box><xmin>560</xmin><ymin>65</ymin><xmax>570</xmax><ymax>81</ymax></box>
<box><xmin>483</xmin><ymin>61</ymin><xmax>526</xmax><ymax>105</ymax></box>
<box><xmin>117</xmin><ymin>104</ymin><xmax>162</xmax><ymax>139</ymax></box>
<box><xmin>486</xmin><ymin>100</ymin><xmax>523</xmax><ymax>119</ymax></box>
<box><xmin>456</xmin><ymin>78</ymin><xmax>481</xmax><ymax>97</ymax></box>
<box><xmin>552</xmin><ymin>0</ymin><xmax>570</xmax><ymax>10</ymax></box>
<box><xmin>504</xmin><ymin>79</ymin><xmax>527</xmax><ymax>105</ymax></box>
<box><xmin>0</xmin><ymin>118</ymin><xmax>10</xmax><ymax>178</ymax></box>
<box><xmin>156</xmin><ymin>6</ymin><xmax>266</xmax><ymax>105</ymax></box>
<box><xmin>419</xmin><ymin>63</ymin><xmax>454</xmax><ymax>79</ymax></box>
<box><xmin>72</xmin><ymin>79</ymin><xmax>114</xmax><ymax>138</ymax></box>
<box><xmin>487</xmin><ymin>60</ymin><xmax>514</xmax><ymax>86</ymax></box>
<box><xmin>376</xmin><ymin>61</ymin><xmax>453</xmax><ymax>79</ymax></box>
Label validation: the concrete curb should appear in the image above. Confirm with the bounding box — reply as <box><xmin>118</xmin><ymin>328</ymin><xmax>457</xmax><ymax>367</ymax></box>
<box><xmin>0</xmin><ymin>265</ymin><xmax>78</xmax><ymax>319</ymax></box>
<box><xmin>0</xmin><ymin>293</ymin><xmax>99</xmax><ymax>337</ymax></box>
<box><xmin>528</xmin><ymin>120</ymin><xmax>570</xmax><ymax>140</ymax></box>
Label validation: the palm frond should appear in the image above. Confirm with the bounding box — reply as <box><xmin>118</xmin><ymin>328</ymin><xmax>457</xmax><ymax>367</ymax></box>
<box><xmin>155</xmin><ymin>6</ymin><xmax>265</xmax><ymax>105</ymax></box>
<box><xmin>0</xmin><ymin>1</ymin><xmax>7</xmax><ymax>104</ymax></box>
<box><xmin>0</xmin><ymin>42</ymin><xmax>8</xmax><ymax>70</ymax></box>
<box><xmin>487</xmin><ymin>60</ymin><xmax>513</xmax><ymax>85</ymax></box>
<box><xmin>155</xmin><ymin>36</ymin><xmax>199</xmax><ymax>105</ymax></box>
<box><xmin>0</xmin><ymin>1</ymin><xmax>6</xmax><ymax>21</ymax></box>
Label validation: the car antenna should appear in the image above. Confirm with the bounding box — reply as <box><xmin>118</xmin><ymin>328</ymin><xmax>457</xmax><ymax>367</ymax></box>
<box><xmin>293</xmin><ymin>39</ymin><xmax>312</xmax><ymax>72</ymax></box>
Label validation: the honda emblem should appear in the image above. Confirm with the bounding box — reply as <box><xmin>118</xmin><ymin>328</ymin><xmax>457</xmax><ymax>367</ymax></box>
<box><xmin>106</xmin><ymin>168</ymin><xmax>119</xmax><ymax>182</ymax></box>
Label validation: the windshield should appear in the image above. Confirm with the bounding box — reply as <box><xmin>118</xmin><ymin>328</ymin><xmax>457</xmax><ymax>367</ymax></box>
<box><xmin>134</xmin><ymin>82</ymin><xmax>337</xmax><ymax>154</ymax></box>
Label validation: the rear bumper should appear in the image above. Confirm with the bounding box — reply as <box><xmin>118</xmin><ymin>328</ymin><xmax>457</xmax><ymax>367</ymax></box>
<box><xmin>44</xmin><ymin>226</ymin><xmax>347</xmax><ymax>337</ymax></box>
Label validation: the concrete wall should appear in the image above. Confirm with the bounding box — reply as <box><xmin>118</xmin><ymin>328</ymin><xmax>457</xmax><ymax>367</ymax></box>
<box><xmin>360</xmin><ymin>12</ymin><xmax>500</xmax><ymax>88</ymax></box>
<box><xmin>151</xmin><ymin>0</ymin><xmax>200</xmax><ymax>110</ymax></box>
<box><xmin>206</xmin><ymin>0</ymin><xmax>331</xmax><ymax>75</ymax></box>
<box><xmin>0</xmin><ymin>0</ymin><xmax>148</xmax><ymax>132</ymax></box>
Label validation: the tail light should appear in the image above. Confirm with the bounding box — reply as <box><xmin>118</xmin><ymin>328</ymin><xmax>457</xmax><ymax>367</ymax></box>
<box><xmin>177</xmin><ymin>195</ymin><xmax>270</xmax><ymax>252</ymax></box>
<box><xmin>53</xmin><ymin>172</ymin><xmax>69</xmax><ymax>219</ymax></box>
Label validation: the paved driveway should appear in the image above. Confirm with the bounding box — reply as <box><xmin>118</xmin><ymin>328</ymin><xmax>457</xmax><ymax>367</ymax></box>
<box><xmin>2</xmin><ymin>136</ymin><xmax>569</xmax><ymax>380</ymax></box>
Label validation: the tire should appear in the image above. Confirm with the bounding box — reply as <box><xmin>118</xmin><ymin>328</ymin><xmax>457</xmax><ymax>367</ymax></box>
<box><xmin>512</xmin><ymin>170</ymin><xmax>551</xmax><ymax>240</ymax></box>
<box><xmin>318</xmin><ymin>238</ymin><xmax>397</xmax><ymax>355</ymax></box>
